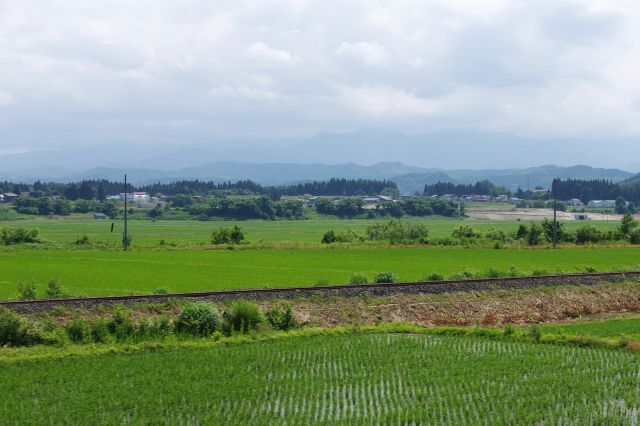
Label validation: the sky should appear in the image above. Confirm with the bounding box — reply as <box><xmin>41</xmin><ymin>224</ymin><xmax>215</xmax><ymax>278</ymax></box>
<box><xmin>1</xmin><ymin>0</ymin><xmax>640</xmax><ymax>162</ymax></box>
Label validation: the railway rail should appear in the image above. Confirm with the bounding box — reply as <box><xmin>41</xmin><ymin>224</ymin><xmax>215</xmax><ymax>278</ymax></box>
<box><xmin>2</xmin><ymin>271</ymin><xmax>639</xmax><ymax>314</ymax></box>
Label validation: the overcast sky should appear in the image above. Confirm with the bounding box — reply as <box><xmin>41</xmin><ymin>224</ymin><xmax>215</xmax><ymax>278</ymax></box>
<box><xmin>1</xmin><ymin>0</ymin><xmax>640</xmax><ymax>156</ymax></box>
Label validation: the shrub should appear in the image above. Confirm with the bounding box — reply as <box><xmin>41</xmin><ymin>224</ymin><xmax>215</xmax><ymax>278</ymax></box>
<box><xmin>45</xmin><ymin>278</ymin><xmax>66</xmax><ymax>299</ymax></box>
<box><xmin>321</xmin><ymin>230</ymin><xmax>337</xmax><ymax>244</ymax></box>
<box><xmin>176</xmin><ymin>302</ymin><xmax>221</xmax><ymax>336</ymax></box>
<box><xmin>66</xmin><ymin>318</ymin><xmax>90</xmax><ymax>343</ymax></box>
<box><xmin>516</xmin><ymin>224</ymin><xmax>528</xmax><ymax>240</ymax></box>
<box><xmin>315</xmin><ymin>278</ymin><xmax>330</xmax><ymax>286</ymax></box>
<box><xmin>348</xmin><ymin>273</ymin><xmax>369</xmax><ymax>285</ymax></box>
<box><xmin>531</xmin><ymin>269</ymin><xmax>548</xmax><ymax>276</ymax></box>
<box><xmin>526</xmin><ymin>223</ymin><xmax>543</xmax><ymax>246</ymax></box>
<box><xmin>365</xmin><ymin>220</ymin><xmax>428</xmax><ymax>244</ymax></box>
<box><xmin>0</xmin><ymin>307</ymin><xmax>44</xmax><ymax>346</ymax></box>
<box><xmin>265</xmin><ymin>302</ymin><xmax>297</xmax><ymax>331</ymax></box>
<box><xmin>0</xmin><ymin>227</ymin><xmax>40</xmax><ymax>245</ymax></box>
<box><xmin>211</xmin><ymin>226</ymin><xmax>245</xmax><ymax>245</ymax></box>
<box><xmin>153</xmin><ymin>287</ymin><xmax>169</xmax><ymax>295</ymax></box>
<box><xmin>423</xmin><ymin>273</ymin><xmax>445</xmax><ymax>281</ymax></box>
<box><xmin>451</xmin><ymin>225</ymin><xmax>481</xmax><ymax>239</ymax></box>
<box><xmin>374</xmin><ymin>271</ymin><xmax>399</xmax><ymax>284</ymax></box>
<box><xmin>576</xmin><ymin>225</ymin><xmax>602</xmax><ymax>244</ymax></box>
<box><xmin>226</xmin><ymin>300</ymin><xmax>262</xmax><ymax>334</ymax></box>
<box><xmin>17</xmin><ymin>280</ymin><xmax>37</xmax><ymax>300</ymax></box>
<box><xmin>484</xmin><ymin>228</ymin><xmax>508</xmax><ymax>243</ymax></box>
<box><xmin>108</xmin><ymin>309</ymin><xmax>136</xmax><ymax>341</ymax></box>
<box><xmin>629</xmin><ymin>228</ymin><xmax>640</xmax><ymax>245</ymax></box>
<box><xmin>90</xmin><ymin>319</ymin><xmax>112</xmax><ymax>343</ymax></box>
<box><xmin>485</xmin><ymin>267</ymin><xmax>504</xmax><ymax>278</ymax></box>
<box><xmin>75</xmin><ymin>235</ymin><xmax>90</xmax><ymax>246</ymax></box>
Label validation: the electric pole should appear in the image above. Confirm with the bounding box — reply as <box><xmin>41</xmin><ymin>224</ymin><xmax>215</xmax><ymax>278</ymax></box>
<box><xmin>124</xmin><ymin>174</ymin><xmax>129</xmax><ymax>251</ymax></box>
<box><xmin>552</xmin><ymin>178</ymin><xmax>558</xmax><ymax>249</ymax></box>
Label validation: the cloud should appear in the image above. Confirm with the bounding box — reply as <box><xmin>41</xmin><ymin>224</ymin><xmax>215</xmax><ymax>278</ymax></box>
<box><xmin>0</xmin><ymin>91</ymin><xmax>14</xmax><ymax>106</ymax></box>
<box><xmin>248</xmin><ymin>42</ymin><xmax>296</xmax><ymax>63</ymax></box>
<box><xmin>339</xmin><ymin>85</ymin><xmax>440</xmax><ymax>116</ymax></box>
<box><xmin>335</xmin><ymin>41</ymin><xmax>388</xmax><ymax>65</ymax></box>
<box><xmin>1</xmin><ymin>0</ymin><xmax>640</xmax><ymax>160</ymax></box>
<box><xmin>210</xmin><ymin>85</ymin><xmax>280</xmax><ymax>100</ymax></box>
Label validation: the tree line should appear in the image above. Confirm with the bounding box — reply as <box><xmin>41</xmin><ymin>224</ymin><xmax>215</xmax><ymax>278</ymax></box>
<box><xmin>424</xmin><ymin>178</ymin><xmax>640</xmax><ymax>204</ymax></box>
<box><xmin>1</xmin><ymin>178</ymin><xmax>397</xmax><ymax>199</ymax></box>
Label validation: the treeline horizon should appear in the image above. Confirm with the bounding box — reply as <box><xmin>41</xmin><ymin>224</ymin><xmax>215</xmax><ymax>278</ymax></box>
<box><xmin>0</xmin><ymin>178</ymin><xmax>398</xmax><ymax>200</ymax></box>
<box><xmin>424</xmin><ymin>178</ymin><xmax>640</xmax><ymax>204</ymax></box>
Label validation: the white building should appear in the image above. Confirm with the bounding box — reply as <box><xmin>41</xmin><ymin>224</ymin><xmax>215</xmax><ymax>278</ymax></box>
<box><xmin>587</xmin><ymin>200</ymin><xmax>616</xmax><ymax>209</ymax></box>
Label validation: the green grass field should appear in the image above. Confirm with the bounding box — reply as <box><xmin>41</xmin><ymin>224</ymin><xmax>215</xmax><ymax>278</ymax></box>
<box><xmin>0</xmin><ymin>246</ymin><xmax>638</xmax><ymax>299</ymax></box>
<box><xmin>539</xmin><ymin>316</ymin><xmax>640</xmax><ymax>341</ymax></box>
<box><xmin>1</xmin><ymin>332</ymin><xmax>638</xmax><ymax>424</ymax></box>
<box><xmin>0</xmin><ymin>216</ymin><xmax>622</xmax><ymax>246</ymax></box>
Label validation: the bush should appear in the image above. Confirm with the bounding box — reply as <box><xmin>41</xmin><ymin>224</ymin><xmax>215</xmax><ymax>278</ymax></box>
<box><xmin>374</xmin><ymin>271</ymin><xmax>399</xmax><ymax>284</ymax></box>
<box><xmin>0</xmin><ymin>227</ymin><xmax>40</xmax><ymax>245</ymax></box>
<box><xmin>108</xmin><ymin>309</ymin><xmax>136</xmax><ymax>341</ymax></box>
<box><xmin>423</xmin><ymin>273</ymin><xmax>445</xmax><ymax>281</ymax></box>
<box><xmin>365</xmin><ymin>220</ymin><xmax>428</xmax><ymax>244</ymax></box>
<box><xmin>629</xmin><ymin>228</ymin><xmax>640</xmax><ymax>245</ymax></box>
<box><xmin>17</xmin><ymin>280</ymin><xmax>37</xmax><ymax>300</ymax></box>
<box><xmin>503</xmin><ymin>323</ymin><xmax>516</xmax><ymax>337</ymax></box>
<box><xmin>528</xmin><ymin>325</ymin><xmax>543</xmax><ymax>342</ymax></box>
<box><xmin>485</xmin><ymin>267</ymin><xmax>504</xmax><ymax>278</ymax></box>
<box><xmin>226</xmin><ymin>300</ymin><xmax>262</xmax><ymax>334</ymax></box>
<box><xmin>0</xmin><ymin>307</ymin><xmax>44</xmax><ymax>346</ymax></box>
<box><xmin>484</xmin><ymin>228</ymin><xmax>508</xmax><ymax>243</ymax></box>
<box><xmin>265</xmin><ymin>302</ymin><xmax>297</xmax><ymax>331</ymax></box>
<box><xmin>576</xmin><ymin>225</ymin><xmax>602</xmax><ymax>244</ymax></box>
<box><xmin>531</xmin><ymin>269</ymin><xmax>548</xmax><ymax>276</ymax></box>
<box><xmin>348</xmin><ymin>273</ymin><xmax>369</xmax><ymax>285</ymax></box>
<box><xmin>66</xmin><ymin>318</ymin><xmax>90</xmax><ymax>343</ymax></box>
<box><xmin>45</xmin><ymin>278</ymin><xmax>66</xmax><ymax>299</ymax></box>
<box><xmin>176</xmin><ymin>302</ymin><xmax>221</xmax><ymax>336</ymax></box>
<box><xmin>321</xmin><ymin>229</ymin><xmax>364</xmax><ymax>244</ymax></box>
<box><xmin>153</xmin><ymin>287</ymin><xmax>169</xmax><ymax>295</ymax></box>
<box><xmin>211</xmin><ymin>226</ymin><xmax>245</xmax><ymax>245</ymax></box>
<box><xmin>451</xmin><ymin>225</ymin><xmax>481</xmax><ymax>239</ymax></box>
<box><xmin>526</xmin><ymin>223</ymin><xmax>543</xmax><ymax>246</ymax></box>
<box><xmin>321</xmin><ymin>230</ymin><xmax>337</xmax><ymax>244</ymax></box>
<box><xmin>90</xmin><ymin>319</ymin><xmax>112</xmax><ymax>343</ymax></box>
<box><xmin>75</xmin><ymin>235</ymin><xmax>90</xmax><ymax>246</ymax></box>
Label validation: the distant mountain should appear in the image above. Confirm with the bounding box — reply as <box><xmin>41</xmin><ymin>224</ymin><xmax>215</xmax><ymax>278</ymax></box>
<box><xmin>3</xmin><ymin>129</ymin><xmax>639</xmax><ymax>175</ymax></box>
<box><xmin>53</xmin><ymin>162</ymin><xmax>633</xmax><ymax>195</ymax></box>
<box><xmin>620</xmin><ymin>174</ymin><xmax>640</xmax><ymax>186</ymax></box>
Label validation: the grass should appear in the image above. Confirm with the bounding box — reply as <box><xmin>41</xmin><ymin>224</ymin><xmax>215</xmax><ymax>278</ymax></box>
<box><xmin>1</xmin><ymin>329</ymin><xmax>638</xmax><ymax>424</ymax></box>
<box><xmin>538</xmin><ymin>316</ymin><xmax>640</xmax><ymax>341</ymax></box>
<box><xmin>0</xmin><ymin>216</ymin><xmax>622</xmax><ymax>246</ymax></box>
<box><xmin>0</xmin><ymin>246</ymin><xmax>638</xmax><ymax>299</ymax></box>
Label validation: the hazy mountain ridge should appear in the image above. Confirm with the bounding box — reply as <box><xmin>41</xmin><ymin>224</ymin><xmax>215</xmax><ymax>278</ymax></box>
<box><xmin>4</xmin><ymin>161</ymin><xmax>632</xmax><ymax>195</ymax></box>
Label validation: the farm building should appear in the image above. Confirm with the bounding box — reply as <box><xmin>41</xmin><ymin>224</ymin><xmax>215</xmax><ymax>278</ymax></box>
<box><xmin>1</xmin><ymin>192</ymin><xmax>18</xmax><ymax>202</ymax></box>
<box><xmin>94</xmin><ymin>213</ymin><xmax>107</xmax><ymax>220</ymax></box>
<box><xmin>573</xmin><ymin>213</ymin><xmax>591</xmax><ymax>220</ymax></box>
<box><xmin>587</xmin><ymin>200</ymin><xmax>616</xmax><ymax>209</ymax></box>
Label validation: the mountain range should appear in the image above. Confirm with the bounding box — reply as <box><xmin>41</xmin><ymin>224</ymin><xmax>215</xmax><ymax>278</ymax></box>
<box><xmin>1</xmin><ymin>162</ymin><xmax>633</xmax><ymax>195</ymax></box>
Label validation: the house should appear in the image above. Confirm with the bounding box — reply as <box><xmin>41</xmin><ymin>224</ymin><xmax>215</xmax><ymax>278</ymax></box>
<box><xmin>363</xmin><ymin>197</ymin><xmax>380</xmax><ymax>205</ymax></box>
<box><xmin>587</xmin><ymin>200</ymin><xmax>617</xmax><ymax>209</ymax></box>
<box><xmin>496</xmin><ymin>195</ymin><xmax>508</xmax><ymax>202</ymax></box>
<box><xmin>94</xmin><ymin>213</ymin><xmax>107</xmax><ymax>220</ymax></box>
<box><xmin>118</xmin><ymin>192</ymin><xmax>150</xmax><ymax>203</ymax></box>
<box><xmin>471</xmin><ymin>195</ymin><xmax>492</xmax><ymax>202</ymax></box>
<box><xmin>506</xmin><ymin>197</ymin><xmax>523</xmax><ymax>205</ymax></box>
<box><xmin>1</xmin><ymin>192</ymin><xmax>18</xmax><ymax>202</ymax></box>
<box><xmin>568</xmin><ymin>198</ymin><xmax>584</xmax><ymax>207</ymax></box>
<box><xmin>377</xmin><ymin>195</ymin><xmax>394</xmax><ymax>203</ymax></box>
<box><xmin>574</xmin><ymin>213</ymin><xmax>590</xmax><ymax>221</ymax></box>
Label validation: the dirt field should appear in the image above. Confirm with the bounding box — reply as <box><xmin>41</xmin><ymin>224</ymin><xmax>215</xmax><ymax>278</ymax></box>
<box><xmin>277</xmin><ymin>281</ymin><xmax>640</xmax><ymax>327</ymax></box>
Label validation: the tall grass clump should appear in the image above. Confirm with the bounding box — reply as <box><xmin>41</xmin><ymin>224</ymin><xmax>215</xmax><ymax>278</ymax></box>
<box><xmin>176</xmin><ymin>302</ymin><xmax>221</xmax><ymax>336</ymax></box>
<box><xmin>225</xmin><ymin>300</ymin><xmax>263</xmax><ymax>334</ymax></box>
<box><xmin>374</xmin><ymin>271</ymin><xmax>399</xmax><ymax>284</ymax></box>
<box><xmin>17</xmin><ymin>280</ymin><xmax>37</xmax><ymax>300</ymax></box>
<box><xmin>265</xmin><ymin>302</ymin><xmax>297</xmax><ymax>331</ymax></box>
<box><xmin>0</xmin><ymin>307</ymin><xmax>43</xmax><ymax>346</ymax></box>
<box><xmin>348</xmin><ymin>273</ymin><xmax>369</xmax><ymax>285</ymax></box>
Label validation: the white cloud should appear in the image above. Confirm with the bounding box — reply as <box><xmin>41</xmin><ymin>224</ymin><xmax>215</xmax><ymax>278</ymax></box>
<box><xmin>0</xmin><ymin>91</ymin><xmax>14</xmax><ymax>106</ymax></box>
<box><xmin>335</xmin><ymin>41</ymin><xmax>388</xmax><ymax>65</ymax></box>
<box><xmin>339</xmin><ymin>85</ymin><xmax>440</xmax><ymax>116</ymax></box>
<box><xmin>248</xmin><ymin>41</ymin><xmax>296</xmax><ymax>63</ymax></box>
<box><xmin>210</xmin><ymin>85</ymin><xmax>280</xmax><ymax>100</ymax></box>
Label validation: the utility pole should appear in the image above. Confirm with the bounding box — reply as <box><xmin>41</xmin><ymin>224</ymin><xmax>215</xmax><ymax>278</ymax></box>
<box><xmin>552</xmin><ymin>178</ymin><xmax>558</xmax><ymax>249</ymax></box>
<box><xmin>124</xmin><ymin>174</ymin><xmax>129</xmax><ymax>251</ymax></box>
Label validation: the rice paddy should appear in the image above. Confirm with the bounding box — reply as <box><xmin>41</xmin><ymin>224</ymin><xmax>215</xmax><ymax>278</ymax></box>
<box><xmin>1</xmin><ymin>332</ymin><xmax>639</xmax><ymax>424</ymax></box>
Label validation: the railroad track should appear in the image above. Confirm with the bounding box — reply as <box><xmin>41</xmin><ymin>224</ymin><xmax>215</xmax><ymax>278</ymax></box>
<box><xmin>2</xmin><ymin>271</ymin><xmax>640</xmax><ymax>314</ymax></box>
